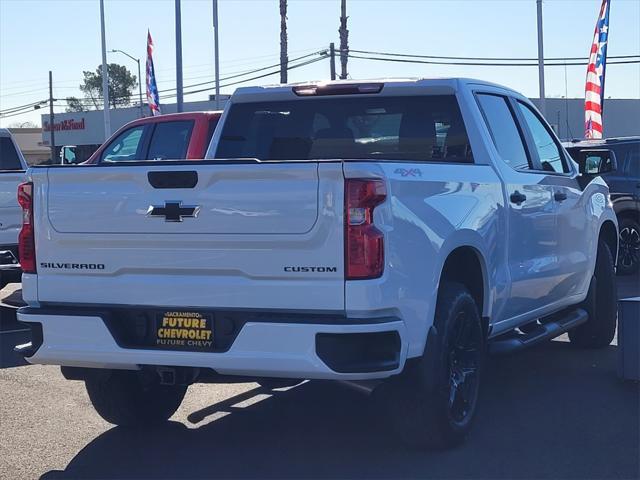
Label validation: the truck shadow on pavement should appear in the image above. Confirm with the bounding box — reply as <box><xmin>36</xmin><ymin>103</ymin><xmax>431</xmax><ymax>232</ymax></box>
<box><xmin>41</xmin><ymin>341</ymin><xmax>639</xmax><ymax>480</ymax></box>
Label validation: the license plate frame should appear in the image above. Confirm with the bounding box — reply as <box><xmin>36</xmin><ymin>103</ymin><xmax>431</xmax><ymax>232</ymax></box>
<box><xmin>155</xmin><ymin>310</ymin><xmax>215</xmax><ymax>351</ymax></box>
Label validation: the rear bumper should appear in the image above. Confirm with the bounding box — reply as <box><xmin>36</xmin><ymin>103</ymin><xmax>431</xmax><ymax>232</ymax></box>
<box><xmin>17</xmin><ymin>307</ymin><xmax>408</xmax><ymax>380</ymax></box>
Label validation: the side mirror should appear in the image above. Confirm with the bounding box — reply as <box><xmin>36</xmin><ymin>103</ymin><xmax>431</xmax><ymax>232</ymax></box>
<box><xmin>575</xmin><ymin>149</ymin><xmax>617</xmax><ymax>175</ymax></box>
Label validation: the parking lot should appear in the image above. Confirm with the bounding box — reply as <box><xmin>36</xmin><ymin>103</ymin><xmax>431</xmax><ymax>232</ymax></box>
<box><xmin>1</xmin><ymin>278</ymin><xmax>639</xmax><ymax>480</ymax></box>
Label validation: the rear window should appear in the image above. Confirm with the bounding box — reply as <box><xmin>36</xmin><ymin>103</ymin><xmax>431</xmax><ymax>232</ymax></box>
<box><xmin>215</xmin><ymin>95</ymin><xmax>473</xmax><ymax>162</ymax></box>
<box><xmin>146</xmin><ymin>120</ymin><xmax>194</xmax><ymax>160</ymax></box>
<box><xmin>0</xmin><ymin>137</ymin><xmax>23</xmax><ymax>170</ymax></box>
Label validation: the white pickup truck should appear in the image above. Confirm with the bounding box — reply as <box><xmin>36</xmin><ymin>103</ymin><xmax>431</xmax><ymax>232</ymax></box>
<box><xmin>0</xmin><ymin>128</ymin><xmax>27</xmax><ymax>289</ymax></box>
<box><xmin>17</xmin><ymin>79</ymin><xmax>619</xmax><ymax>448</ymax></box>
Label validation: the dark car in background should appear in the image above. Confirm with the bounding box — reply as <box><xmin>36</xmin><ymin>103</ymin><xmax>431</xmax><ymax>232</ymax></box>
<box><xmin>565</xmin><ymin>137</ymin><xmax>640</xmax><ymax>275</ymax></box>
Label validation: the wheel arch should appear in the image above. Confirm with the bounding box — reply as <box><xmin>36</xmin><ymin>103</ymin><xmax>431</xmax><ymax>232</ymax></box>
<box><xmin>438</xmin><ymin>245</ymin><xmax>489</xmax><ymax>321</ymax></box>
<box><xmin>616</xmin><ymin>208</ymin><xmax>640</xmax><ymax>224</ymax></box>
<box><xmin>599</xmin><ymin>219</ymin><xmax>619</xmax><ymax>265</ymax></box>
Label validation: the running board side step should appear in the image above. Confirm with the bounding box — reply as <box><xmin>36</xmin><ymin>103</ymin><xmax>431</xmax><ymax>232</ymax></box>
<box><xmin>489</xmin><ymin>308</ymin><xmax>588</xmax><ymax>355</ymax></box>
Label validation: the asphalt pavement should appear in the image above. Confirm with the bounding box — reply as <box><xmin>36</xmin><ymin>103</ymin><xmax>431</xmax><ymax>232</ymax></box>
<box><xmin>1</xmin><ymin>277</ymin><xmax>638</xmax><ymax>479</ymax></box>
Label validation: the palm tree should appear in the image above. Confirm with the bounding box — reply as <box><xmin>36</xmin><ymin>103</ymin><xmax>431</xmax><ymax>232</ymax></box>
<box><xmin>339</xmin><ymin>0</ymin><xmax>348</xmax><ymax>79</ymax></box>
<box><xmin>280</xmin><ymin>0</ymin><xmax>288</xmax><ymax>84</ymax></box>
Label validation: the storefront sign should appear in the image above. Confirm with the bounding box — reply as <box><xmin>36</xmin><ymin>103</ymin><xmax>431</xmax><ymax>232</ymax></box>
<box><xmin>43</xmin><ymin>118</ymin><xmax>86</xmax><ymax>132</ymax></box>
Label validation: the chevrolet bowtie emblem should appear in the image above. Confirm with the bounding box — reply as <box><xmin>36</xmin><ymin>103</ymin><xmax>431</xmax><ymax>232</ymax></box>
<box><xmin>147</xmin><ymin>201</ymin><xmax>200</xmax><ymax>222</ymax></box>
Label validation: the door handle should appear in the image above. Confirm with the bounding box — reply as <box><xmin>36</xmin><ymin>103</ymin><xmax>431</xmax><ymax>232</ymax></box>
<box><xmin>554</xmin><ymin>191</ymin><xmax>567</xmax><ymax>202</ymax></box>
<box><xmin>510</xmin><ymin>191</ymin><xmax>527</xmax><ymax>205</ymax></box>
<box><xmin>148</xmin><ymin>171</ymin><xmax>198</xmax><ymax>189</ymax></box>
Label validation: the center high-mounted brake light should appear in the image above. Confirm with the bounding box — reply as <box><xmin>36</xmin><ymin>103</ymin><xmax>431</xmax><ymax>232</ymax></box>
<box><xmin>293</xmin><ymin>83</ymin><xmax>384</xmax><ymax>96</ymax></box>
<box><xmin>345</xmin><ymin>179</ymin><xmax>386</xmax><ymax>280</ymax></box>
<box><xmin>17</xmin><ymin>182</ymin><xmax>36</xmax><ymax>274</ymax></box>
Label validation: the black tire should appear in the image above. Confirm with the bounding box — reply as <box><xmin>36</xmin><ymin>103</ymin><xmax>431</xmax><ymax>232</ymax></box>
<box><xmin>569</xmin><ymin>240</ymin><xmax>617</xmax><ymax>348</ymax></box>
<box><xmin>617</xmin><ymin>217</ymin><xmax>640</xmax><ymax>276</ymax></box>
<box><xmin>377</xmin><ymin>282</ymin><xmax>485</xmax><ymax>449</ymax></box>
<box><xmin>85</xmin><ymin>370</ymin><xmax>187</xmax><ymax>426</ymax></box>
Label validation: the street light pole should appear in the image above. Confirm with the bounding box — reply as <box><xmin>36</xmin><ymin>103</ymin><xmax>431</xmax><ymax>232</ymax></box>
<box><xmin>111</xmin><ymin>49</ymin><xmax>144</xmax><ymax>118</ymax></box>
<box><xmin>99</xmin><ymin>0</ymin><xmax>111</xmax><ymax>137</ymax></box>
<box><xmin>175</xmin><ymin>0</ymin><xmax>184</xmax><ymax>112</ymax></box>
<box><xmin>48</xmin><ymin>71</ymin><xmax>55</xmax><ymax>162</ymax></box>
<box><xmin>536</xmin><ymin>0</ymin><xmax>546</xmax><ymax>117</ymax></box>
<box><xmin>213</xmin><ymin>0</ymin><xmax>220</xmax><ymax>109</ymax></box>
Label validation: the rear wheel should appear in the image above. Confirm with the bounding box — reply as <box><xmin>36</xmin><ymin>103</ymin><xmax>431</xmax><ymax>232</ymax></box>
<box><xmin>569</xmin><ymin>240</ymin><xmax>617</xmax><ymax>348</ymax></box>
<box><xmin>378</xmin><ymin>282</ymin><xmax>485</xmax><ymax>449</ymax></box>
<box><xmin>85</xmin><ymin>370</ymin><xmax>187</xmax><ymax>426</ymax></box>
<box><xmin>618</xmin><ymin>217</ymin><xmax>640</xmax><ymax>276</ymax></box>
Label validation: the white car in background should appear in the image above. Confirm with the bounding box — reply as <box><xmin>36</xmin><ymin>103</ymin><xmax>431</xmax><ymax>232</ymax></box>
<box><xmin>0</xmin><ymin>128</ymin><xmax>27</xmax><ymax>289</ymax></box>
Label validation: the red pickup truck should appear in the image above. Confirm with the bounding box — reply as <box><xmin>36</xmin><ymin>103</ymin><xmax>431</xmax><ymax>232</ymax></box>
<box><xmin>85</xmin><ymin>111</ymin><xmax>222</xmax><ymax>164</ymax></box>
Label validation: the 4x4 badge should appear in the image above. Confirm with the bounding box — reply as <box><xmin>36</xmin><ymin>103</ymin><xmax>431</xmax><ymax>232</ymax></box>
<box><xmin>147</xmin><ymin>201</ymin><xmax>200</xmax><ymax>222</ymax></box>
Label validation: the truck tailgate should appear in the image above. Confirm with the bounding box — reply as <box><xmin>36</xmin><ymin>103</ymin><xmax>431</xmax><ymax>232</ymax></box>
<box><xmin>33</xmin><ymin>162</ymin><xmax>345</xmax><ymax>311</ymax></box>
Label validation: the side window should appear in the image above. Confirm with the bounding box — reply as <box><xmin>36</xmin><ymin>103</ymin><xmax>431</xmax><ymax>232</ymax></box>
<box><xmin>476</xmin><ymin>94</ymin><xmax>530</xmax><ymax>171</ymax></box>
<box><xmin>621</xmin><ymin>145</ymin><xmax>640</xmax><ymax>178</ymax></box>
<box><xmin>0</xmin><ymin>137</ymin><xmax>23</xmax><ymax>170</ymax></box>
<box><xmin>146</xmin><ymin>121</ymin><xmax>194</xmax><ymax>160</ymax></box>
<box><xmin>101</xmin><ymin>126</ymin><xmax>145</xmax><ymax>162</ymax></box>
<box><xmin>516</xmin><ymin>101</ymin><xmax>570</xmax><ymax>174</ymax></box>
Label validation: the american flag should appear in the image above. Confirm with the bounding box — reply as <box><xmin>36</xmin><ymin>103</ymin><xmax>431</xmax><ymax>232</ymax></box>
<box><xmin>146</xmin><ymin>30</ymin><xmax>161</xmax><ymax>116</ymax></box>
<box><xmin>584</xmin><ymin>0</ymin><xmax>610</xmax><ymax>139</ymax></box>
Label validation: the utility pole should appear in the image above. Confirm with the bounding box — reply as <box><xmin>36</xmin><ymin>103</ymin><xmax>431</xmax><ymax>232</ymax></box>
<box><xmin>48</xmin><ymin>71</ymin><xmax>55</xmax><ymax>162</ymax></box>
<box><xmin>175</xmin><ymin>0</ymin><xmax>184</xmax><ymax>112</ymax></box>
<box><xmin>339</xmin><ymin>0</ymin><xmax>348</xmax><ymax>80</ymax></box>
<box><xmin>213</xmin><ymin>0</ymin><xmax>220</xmax><ymax>109</ymax></box>
<box><xmin>329</xmin><ymin>43</ymin><xmax>336</xmax><ymax>80</ymax></box>
<box><xmin>279</xmin><ymin>0</ymin><xmax>288</xmax><ymax>84</ymax></box>
<box><xmin>99</xmin><ymin>0</ymin><xmax>111</xmax><ymax>137</ymax></box>
<box><xmin>536</xmin><ymin>0</ymin><xmax>546</xmax><ymax>117</ymax></box>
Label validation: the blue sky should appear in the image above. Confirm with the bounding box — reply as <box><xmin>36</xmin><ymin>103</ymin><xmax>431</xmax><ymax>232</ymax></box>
<box><xmin>1</xmin><ymin>0</ymin><xmax>639</xmax><ymax>127</ymax></box>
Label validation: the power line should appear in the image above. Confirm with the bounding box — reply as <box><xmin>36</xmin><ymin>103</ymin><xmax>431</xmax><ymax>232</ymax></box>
<box><xmin>348</xmin><ymin>48</ymin><xmax>640</xmax><ymax>63</ymax></box>
<box><xmin>1</xmin><ymin>50</ymin><xmax>327</xmax><ymax>112</ymax></box>
<box><xmin>4</xmin><ymin>53</ymin><xmax>328</xmax><ymax>116</ymax></box>
<box><xmin>0</xmin><ymin>100</ymin><xmax>48</xmax><ymax>116</ymax></box>
<box><xmin>347</xmin><ymin>53</ymin><xmax>640</xmax><ymax>67</ymax></box>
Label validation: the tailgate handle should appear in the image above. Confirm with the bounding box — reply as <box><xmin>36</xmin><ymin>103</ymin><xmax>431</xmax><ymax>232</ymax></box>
<box><xmin>148</xmin><ymin>171</ymin><xmax>198</xmax><ymax>189</ymax></box>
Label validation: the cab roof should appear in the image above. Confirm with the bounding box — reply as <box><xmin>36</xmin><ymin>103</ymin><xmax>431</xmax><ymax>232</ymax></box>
<box><xmin>231</xmin><ymin>77</ymin><xmax>520</xmax><ymax>103</ymax></box>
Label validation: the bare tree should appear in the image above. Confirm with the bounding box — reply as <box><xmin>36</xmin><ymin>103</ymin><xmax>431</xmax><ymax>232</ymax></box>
<box><xmin>280</xmin><ymin>0</ymin><xmax>288</xmax><ymax>83</ymax></box>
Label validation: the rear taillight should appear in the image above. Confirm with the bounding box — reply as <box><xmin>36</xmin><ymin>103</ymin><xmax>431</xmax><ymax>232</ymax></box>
<box><xmin>17</xmin><ymin>182</ymin><xmax>36</xmax><ymax>274</ymax></box>
<box><xmin>345</xmin><ymin>179</ymin><xmax>386</xmax><ymax>280</ymax></box>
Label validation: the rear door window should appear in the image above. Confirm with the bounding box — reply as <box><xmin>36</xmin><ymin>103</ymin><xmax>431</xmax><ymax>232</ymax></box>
<box><xmin>476</xmin><ymin>94</ymin><xmax>531</xmax><ymax>171</ymax></box>
<box><xmin>101</xmin><ymin>126</ymin><xmax>145</xmax><ymax>162</ymax></box>
<box><xmin>0</xmin><ymin>137</ymin><xmax>23</xmax><ymax>170</ymax></box>
<box><xmin>146</xmin><ymin>120</ymin><xmax>194</xmax><ymax>160</ymax></box>
<box><xmin>215</xmin><ymin>95</ymin><xmax>473</xmax><ymax>163</ymax></box>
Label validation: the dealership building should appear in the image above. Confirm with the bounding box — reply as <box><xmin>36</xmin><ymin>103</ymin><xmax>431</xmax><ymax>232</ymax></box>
<box><xmin>39</xmin><ymin>96</ymin><xmax>639</xmax><ymax>164</ymax></box>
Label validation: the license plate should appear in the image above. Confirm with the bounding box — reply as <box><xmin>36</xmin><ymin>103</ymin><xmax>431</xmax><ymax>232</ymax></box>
<box><xmin>155</xmin><ymin>311</ymin><xmax>214</xmax><ymax>351</ymax></box>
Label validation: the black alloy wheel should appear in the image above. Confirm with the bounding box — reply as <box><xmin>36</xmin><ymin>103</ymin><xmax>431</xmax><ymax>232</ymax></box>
<box><xmin>446</xmin><ymin>311</ymin><xmax>482</xmax><ymax>426</ymax></box>
<box><xmin>618</xmin><ymin>219</ymin><xmax>640</xmax><ymax>275</ymax></box>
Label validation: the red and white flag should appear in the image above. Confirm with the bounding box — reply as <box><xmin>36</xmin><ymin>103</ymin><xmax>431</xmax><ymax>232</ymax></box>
<box><xmin>584</xmin><ymin>0</ymin><xmax>611</xmax><ymax>139</ymax></box>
